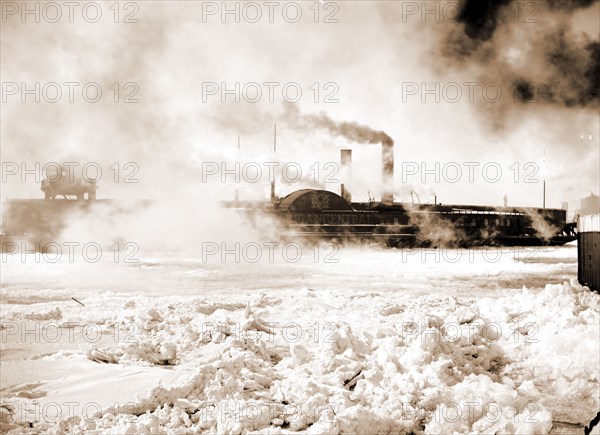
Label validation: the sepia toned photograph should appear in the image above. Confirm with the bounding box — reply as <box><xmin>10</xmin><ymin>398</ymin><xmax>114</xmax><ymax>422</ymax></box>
<box><xmin>1</xmin><ymin>0</ymin><xmax>599</xmax><ymax>433</ymax></box>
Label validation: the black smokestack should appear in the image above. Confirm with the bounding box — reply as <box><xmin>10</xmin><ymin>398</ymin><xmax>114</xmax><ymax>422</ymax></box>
<box><xmin>381</xmin><ymin>139</ymin><xmax>394</xmax><ymax>204</ymax></box>
<box><xmin>340</xmin><ymin>149</ymin><xmax>352</xmax><ymax>202</ymax></box>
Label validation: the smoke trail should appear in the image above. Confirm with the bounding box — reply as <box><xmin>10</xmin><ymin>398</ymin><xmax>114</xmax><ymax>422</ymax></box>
<box><xmin>283</xmin><ymin>104</ymin><xmax>394</xmax><ymax>148</ymax></box>
<box><xmin>304</xmin><ymin>112</ymin><xmax>394</xmax><ymax>148</ymax></box>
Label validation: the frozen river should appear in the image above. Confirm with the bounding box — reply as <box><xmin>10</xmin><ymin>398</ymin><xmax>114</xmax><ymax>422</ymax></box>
<box><xmin>0</xmin><ymin>243</ymin><xmax>581</xmax><ymax>297</ymax></box>
<box><xmin>1</xmin><ymin>243</ymin><xmax>598</xmax><ymax>434</ymax></box>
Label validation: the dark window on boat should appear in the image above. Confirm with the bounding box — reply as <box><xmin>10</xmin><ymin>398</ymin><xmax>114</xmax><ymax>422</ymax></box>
<box><xmin>472</xmin><ymin>219</ymin><xmax>477</xmax><ymax>226</ymax></box>
<box><xmin>484</xmin><ymin>219</ymin><xmax>489</xmax><ymax>226</ymax></box>
<box><xmin>507</xmin><ymin>219</ymin><xmax>511</xmax><ymax>227</ymax></box>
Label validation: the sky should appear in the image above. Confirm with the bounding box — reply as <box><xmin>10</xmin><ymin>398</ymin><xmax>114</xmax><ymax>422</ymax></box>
<box><xmin>1</xmin><ymin>0</ymin><xmax>598</xmax><ymax>212</ymax></box>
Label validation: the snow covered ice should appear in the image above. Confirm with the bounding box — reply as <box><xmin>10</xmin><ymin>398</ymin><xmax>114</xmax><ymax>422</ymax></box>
<box><xmin>1</xmin><ymin>244</ymin><xmax>599</xmax><ymax>434</ymax></box>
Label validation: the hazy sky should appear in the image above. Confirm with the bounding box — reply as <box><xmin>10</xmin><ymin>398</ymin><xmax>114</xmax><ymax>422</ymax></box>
<box><xmin>2</xmin><ymin>1</ymin><xmax>598</xmax><ymax>211</ymax></box>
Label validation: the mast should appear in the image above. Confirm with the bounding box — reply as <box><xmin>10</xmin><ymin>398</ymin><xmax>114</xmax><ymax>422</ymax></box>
<box><xmin>271</xmin><ymin>123</ymin><xmax>276</xmax><ymax>202</ymax></box>
<box><xmin>543</xmin><ymin>180</ymin><xmax>546</xmax><ymax>209</ymax></box>
<box><xmin>543</xmin><ymin>148</ymin><xmax>546</xmax><ymax>209</ymax></box>
<box><xmin>235</xmin><ymin>135</ymin><xmax>240</xmax><ymax>203</ymax></box>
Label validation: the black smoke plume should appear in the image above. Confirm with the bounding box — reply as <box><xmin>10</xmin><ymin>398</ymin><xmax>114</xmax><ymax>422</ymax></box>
<box><xmin>514</xmin><ymin>31</ymin><xmax>599</xmax><ymax>107</ymax></box>
<box><xmin>456</xmin><ymin>0</ymin><xmax>511</xmax><ymax>42</ymax></box>
<box><xmin>444</xmin><ymin>0</ymin><xmax>599</xmax><ymax>109</ymax></box>
<box><xmin>546</xmin><ymin>0</ymin><xmax>598</xmax><ymax>11</ymax></box>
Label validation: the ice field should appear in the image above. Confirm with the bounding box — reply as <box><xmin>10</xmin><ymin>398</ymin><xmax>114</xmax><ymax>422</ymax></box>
<box><xmin>1</xmin><ymin>243</ymin><xmax>599</xmax><ymax>434</ymax></box>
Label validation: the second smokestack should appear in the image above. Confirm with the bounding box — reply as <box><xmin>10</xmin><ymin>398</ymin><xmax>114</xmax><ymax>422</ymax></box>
<box><xmin>381</xmin><ymin>139</ymin><xmax>394</xmax><ymax>204</ymax></box>
<box><xmin>340</xmin><ymin>149</ymin><xmax>352</xmax><ymax>202</ymax></box>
